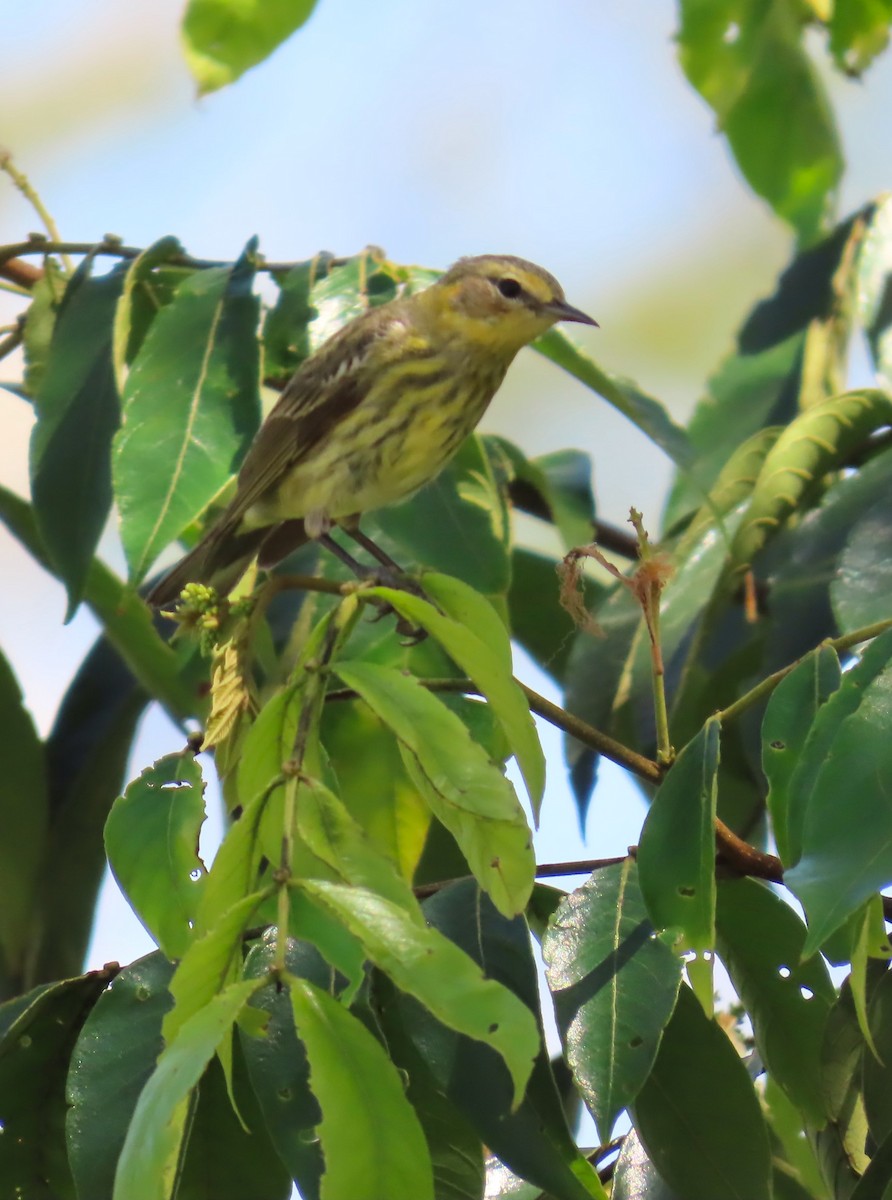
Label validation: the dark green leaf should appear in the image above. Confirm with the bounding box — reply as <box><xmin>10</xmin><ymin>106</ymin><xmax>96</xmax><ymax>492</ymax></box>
<box><xmin>762</xmin><ymin>645</ymin><xmax>842</xmax><ymax>864</ymax></box>
<box><xmin>113</xmin><ymin>242</ymin><xmax>260</xmax><ymax>583</ymax></box>
<box><xmin>380</xmin><ymin>1008</ymin><xmax>486</xmax><ymax>1200</ymax></box>
<box><xmin>543</xmin><ymin>860</ymin><xmax>681</xmax><ymax>1142</ymax></box>
<box><xmin>677</xmin><ymin>0</ymin><xmax>842</xmax><ymax>240</ymax></box>
<box><xmin>385</xmin><ymin>881</ymin><xmax>603</xmax><ymax>1200</ymax></box>
<box><xmin>858</xmin><ymin>193</ymin><xmax>892</xmax><ymax>389</ymax></box>
<box><xmin>29</xmin><ymin>259</ymin><xmax>126</xmax><ymax>617</ymax></box>
<box><xmin>0</xmin><ymin>482</ymin><xmax>199</xmax><ymax>725</ymax></box>
<box><xmin>31</xmin><ymin>633</ymin><xmax>150</xmax><ymax>987</ymax></box>
<box><xmin>290</xmin><ymin>975</ymin><xmax>435</xmax><ymax>1200</ymax></box>
<box><xmin>105</xmin><ymin>749</ymin><xmax>207</xmax><ymax>959</ymax></box>
<box><xmin>0</xmin><ymin>967</ymin><xmax>113</xmax><ymax>1200</ymax></box>
<box><xmin>112</xmin><ymin>978</ymin><xmax>261</xmax><ymax>1200</ymax></box>
<box><xmin>612</xmin><ymin>1128</ymin><xmax>680</xmax><ymax>1200</ymax></box>
<box><xmin>637</xmin><ymin>718</ymin><xmax>720</xmax><ymax>951</ymax></box>
<box><xmin>182</xmin><ymin>0</ymin><xmax>320</xmax><ymax>94</ymax></box>
<box><xmin>66</xmin><ymin>952</ymin><xmax>175</xmax><ymax>1200</ymax></box>
<box><xmin>0</xmin><ymin>647</ymin><xmax>47</xmax><ymax>987</ymax></box>
<box><xmin>485</xmin><ymin>436</ymin><xmax>595</xmax><ymax>550</ymax></box>
<box><xmin>831</xmin><ymin>493</ymin><xmax>892</xmax><ymax>632</ymax></box>
<box><xmin>862</xmin><ymin>967</ymin><xmax>892</xmax><ymax>1145</ymax></box>
<box><xmin>633</xmin><ymin>984</ymin><xmax>772</xmax><ymax>1200</ymax></box>
<box><xmin>174</xmin><ymin>1043</ymin><xmax>291</xmax><ymax>1200</ymax></box>
<box><xmin>715</xmin><ymin>879</ymin><xmax>834</xmax><ymax>1125</ymax></box>
<box><xmin>262</xmin><ymin>254</ymin><xmax>332</xmax><ymax>382</ymax></box>
<box><xmin>241</xmin><ymin>935</ymin><xmax>331</xmax><ymax>1199</ymax></box>
<box><xmin>785</xmin><ymin>630</ymin><xmax>892</xmax><ymax>954</ymax></box>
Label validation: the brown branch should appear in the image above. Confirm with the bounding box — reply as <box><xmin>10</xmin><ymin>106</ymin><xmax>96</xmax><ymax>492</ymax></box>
<box><xmin>0</xmin><ymin>257</ymin><xmax>42</xmax><ymax>289</ymax></box>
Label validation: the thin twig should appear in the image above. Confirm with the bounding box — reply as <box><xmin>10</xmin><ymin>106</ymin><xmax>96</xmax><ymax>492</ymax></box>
<box><xmin>0</xmin><ymin>238</ymin><xmax>337</xmax><ymax>276</ymax></box>
<box><xmin>717</xmin><ymin>617</ymin><xmax>892</xmax><ymax>725</ymax></box>
<box><xmin>0</xmin><ymin>155</ymin><xmax>71</xmax><ymax>271</ymax></box>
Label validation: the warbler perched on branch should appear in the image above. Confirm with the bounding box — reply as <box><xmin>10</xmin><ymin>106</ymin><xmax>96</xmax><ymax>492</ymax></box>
<box><xmin>148</xmin><ymin>254</ymin><xmax>596</xmax><ymax>607</ymax></box>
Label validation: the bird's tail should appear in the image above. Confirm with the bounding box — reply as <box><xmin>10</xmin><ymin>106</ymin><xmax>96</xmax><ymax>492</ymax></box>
<box><xmin>146</xmin><ymin>518</ymin><xmax>268</xmax><ymax>609</ymax></box>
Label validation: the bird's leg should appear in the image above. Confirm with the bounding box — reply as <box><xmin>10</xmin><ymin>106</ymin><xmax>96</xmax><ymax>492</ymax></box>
<box><xmin>318</xmin><ymin>530</ymin><xmax>426</xmax><ymax>643</ymax></box>
<box><xmin>342</xmin><ymin>525</ymin><xmax>407</xmax><ymax>578</ymax></box>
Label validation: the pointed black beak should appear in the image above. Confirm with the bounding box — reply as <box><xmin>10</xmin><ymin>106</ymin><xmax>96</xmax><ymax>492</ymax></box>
<box><xmin>547</xmin><ymin>299</ymin><xmax>599</xmax><ymax>327</ymax></box>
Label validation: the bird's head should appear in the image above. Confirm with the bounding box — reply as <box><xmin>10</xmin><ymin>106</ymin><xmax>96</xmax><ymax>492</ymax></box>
<box><xmin>421</xmin><ymin>254</ymin><xmax>597</xmax><ymax>356</ymax></box>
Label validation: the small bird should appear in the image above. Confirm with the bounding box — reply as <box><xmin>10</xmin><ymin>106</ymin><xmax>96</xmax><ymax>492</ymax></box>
<box><xmin>148</xmin><ymin>254</ymin><xmax>596</xmax><ymax>607</ymax></box>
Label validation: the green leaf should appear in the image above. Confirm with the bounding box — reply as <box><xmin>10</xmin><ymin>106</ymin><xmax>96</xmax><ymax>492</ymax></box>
<box><xmin>288</xmin><ymin>976</ymin><xmax>435</xmax><ymax>1200</ymax></box>
<box><xmin>763</xmin><ymin>1076</ymin><xmax>828</xmax><ymax>1200</ymax></box>
<box><xmin>241</xmin><ymin>936</ymin><xmax>327</xmax><ymax>1198</ymax></box>
<box><xmin>29</xmin><ymin>258</ymin><xmax>126</xmax><ymax>617</ymax></box>
<box><xmin>113</xmin><ymin>978</ymin><xmax>261</xmax><ymax>1200</ymax></box>
<box><xmin>371</xmin><ymin>434</ymin><xmax>512</xmax><ymax>596</ymax></box>
<box><xmin>104</xmin><ymin>749</ymin><xmax>207</xmax><ymax>959</ymax></box>
<box><xmin>66</xmin><ymin>952</ymin><xmax>175</xmax><ymax>1200</ymax></box>
<box><xmin>730</xmin><ymin>390</ymin><xmax>892</xmax><ymax>574</ymax></box>
<box><xmin>0</xmin><ymin>647</ymin><xmax>47</xmax><ymax>983</ymax></box>
<box><xmin>831</xmin><ymin>493</ymin><xmax>892</xmax><ymax>632</ymax></box>
<box><xmin>862</xmin><ymin>968</ymin><xmax>892</xmax><ymax>1144</ymax></box>
<box><xmin>816</xmin><ymin>978</ymin><xmax>871</xmax><ymax>1185</ymax></box>
<box><xmin>677</xmin><ymin>0</ymin><xmax>842</xmax><ymax>240</ymax></box>
<box><xmin>829</xmin><ymin>0</ymin><xmax>892</xmax><ymax>75</ymax></box>
<box><xmin>858</xmin><ymin>194</ymin><xmax>892</xmax><ymax>389</ymax></box>
<box><xmin>380</xmin><ymin>1008</ymin><xmax>486</xmax><ymax>1200</ymax></box>
<box><xmin>663</xmin><ymin>337</ymin><xmax>802</xmax><ymax>530</ymax></box>
<box><xmin>637</xmin><ymin>718</ymin><xmax>721</xmax><ymax>953</ymax></box>
<box><xmin>111</xmin><ymin>235</ymin><xmax>188</xmax><ymax>385</ymax></box>
<box><xmin>174</xmin><ymin>1043</ymin><xmax>291</xmax><ymax>1200</ymax></box>
<box><xmin>762</xmin><ymin>645</ymin><xmax>842</xmax><ymax>864</ymax></box>
<box><xmin>22</xmin><ymin>256</ymin><xmax>65</xmax><ymax>397</ymax></box>
<box><xmin>364</xmin><ymin>581</ymin><xmax>546</xmax><ymax>814</ymax></box>
<box><xmin>715</xmin><ymin>879</ymin><xmax>834</xmax><ymax>1126</ymax></box>
<box><xmin>294</xmin><ymin>774</ymin><xmax>422</xmax><ymax>913</ymax></box>
<box><xmin>785</xmin><ymin>630</ymin><xmax>892</xmax><ymax>954</ymax></box>
<box><xmin>319</xmin><ymin>693</ymin><xmax>431</xmax><ymax>881</ymax></box>
<box><xmin>333</xmin><ymin>660</ymin><xmax>534</xmax><ymax>916</ymax></box>
<box><xmin>0</xmin><ymin>967</ymin><xmax>113</xmax><ymax>1200</ymax></box>
<box><xmin>633</xmin><ymin>984</ymin><xmax>773</xmax><ymax>1200</ymax></box>
<box><xmin>263</xmin><ymin>254</ymin><xmax>332</xmax><ymax>382</ymax></box>
<box><xmin>298</xmin><ymin>879</ymin><xmax>539</xmax><ymax>1106</ymax></box>
<box><xmin>485</xmin><ymin>436</ymin><xmax>596</xmax><ymax>551</ymax></box>
<box><xmin>611</xmin><ymin>1128</ymin><xmax>680</xmax><ymax>1200</ymax></box>
<box><xmin>181</xmin><ymin>0</ymin><xmax>320</xmax><ymax>95</ymax></box>
<box><xmin>162</xmin><ymin>889</ymin><xmax>269</xmax><ymax>1047</ymax></box>
<box><xmin>0</xmin><ymin>482</ymin><xmax>200</xmax><ymax>725</ymax></box>
<box><xmin>543</xmin><ymin>860</ymin><xmax>681</xmax><ymax>1143</ymax></box>
<box><xmin>535</xmin><ymin>329</ymin><xmax>691</xmax><ymax>468</ymax></box>
<box><xmin>384</xmin><ymin>882</ymin><xmax>603</xmax><ymax>1200</ymax></box>
<box><xmin>113</xmin><ymin>241</ymin><xmax>260</xmax><ymax>583</ymax></box>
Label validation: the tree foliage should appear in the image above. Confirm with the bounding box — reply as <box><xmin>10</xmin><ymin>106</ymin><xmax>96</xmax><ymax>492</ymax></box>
<box><xmin>2</xmin><ymin>4</ymin><xmax>892</xmax><ymax>1199</ymax></box>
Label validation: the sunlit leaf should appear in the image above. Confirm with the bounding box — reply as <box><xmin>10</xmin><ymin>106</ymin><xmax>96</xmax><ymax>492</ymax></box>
<box><xmin>543</xmin><ymin>860</ymin><xmax>681</xmax><ymax>1142</ymax></box>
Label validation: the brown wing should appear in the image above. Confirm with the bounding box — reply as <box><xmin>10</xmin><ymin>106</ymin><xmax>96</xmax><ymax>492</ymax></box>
<box><xmin>228</xmin><ymin>303</ymin><xmax>408</xmax><ymax>523</ymax></box>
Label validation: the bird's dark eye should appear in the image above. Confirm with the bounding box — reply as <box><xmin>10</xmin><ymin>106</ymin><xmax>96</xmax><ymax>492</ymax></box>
<box><xmin>496</xmin><ymin>278</ymin><xmax>522</xmax><ymax>300</ymax></box>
